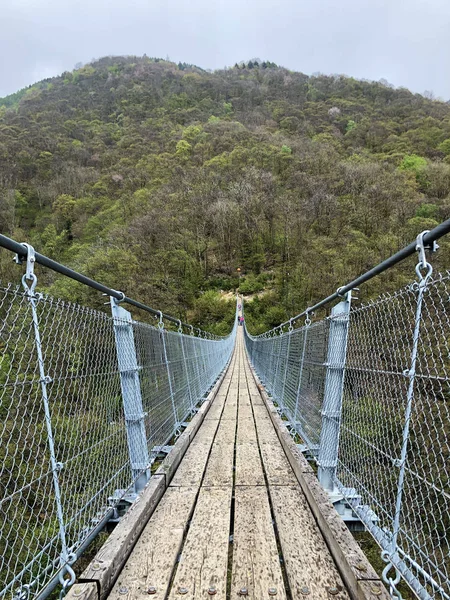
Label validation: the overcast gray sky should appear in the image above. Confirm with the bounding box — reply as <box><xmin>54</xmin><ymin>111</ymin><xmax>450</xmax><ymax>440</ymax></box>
<box><xmin>1</xmin><ymin>0</ymin><xmax>450</xmax><ymax>100</ymax></box>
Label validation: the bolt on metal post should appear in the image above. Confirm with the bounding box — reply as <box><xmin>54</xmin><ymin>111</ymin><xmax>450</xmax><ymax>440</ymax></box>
<box><xmin>111</xmin><ymin>296</ymin><xmax>150</xmax><ymax>493</ymax></box>
<box><xmin>318</xmin><ymin>291</ymin><xmax>351</xmax><ymax>492</ymax></box>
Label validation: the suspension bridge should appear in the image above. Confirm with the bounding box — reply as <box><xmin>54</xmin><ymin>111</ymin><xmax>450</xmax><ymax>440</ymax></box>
<box><xmin>0</xmin><ymin>222</ymin><xmax>449</xmax><ymax>600</ymax></box>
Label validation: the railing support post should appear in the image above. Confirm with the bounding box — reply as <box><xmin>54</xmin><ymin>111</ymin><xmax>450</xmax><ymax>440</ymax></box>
<box><xmin>318</xmin><ymin>292</ymin><xmax>351</xmax><ymax>491</ymax></box>
<box><xmin>178</xmin><ymin>321</ymin><xmax>195</xmax><ymax>414</ymax></box>
<box><xmin>111</xmin><ymin>297</ymin><xmax>150</xmax><ymax>493</ymax></box>
<box><xmin>293</xmin><ymin>314</ymin><xmax>311</xmax><ymax>429</ymax></box>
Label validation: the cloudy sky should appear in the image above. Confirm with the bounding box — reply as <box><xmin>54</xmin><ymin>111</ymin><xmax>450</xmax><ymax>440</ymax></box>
<box><xmin>1</xmin><ymin>0</ymin><xmax>450</xmax><ymax>99</ymax></box>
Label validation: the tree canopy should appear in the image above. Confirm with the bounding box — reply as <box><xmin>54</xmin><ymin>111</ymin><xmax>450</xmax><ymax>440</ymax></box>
<box><xmin>1</xmin><ymin>55</ymin><xmax>450</xmax><ymax>333</ymax></box>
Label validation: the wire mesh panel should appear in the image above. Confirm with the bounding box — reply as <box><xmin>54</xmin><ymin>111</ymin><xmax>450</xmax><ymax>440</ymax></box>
<box><xmin>0</xmin><ymin>282</ymin><xmax>236</xmax><ymax>600</ymax></box>
<box><xmin>245</xmin><ymin>318</ymin><xmax>329</xmax><ymax>452</ymax></box>
<box><xmin>340</xmin><ymin>275</ymin><xmax>450</xmax><ymax>599</ymax></box>
<box><xmin>244</xmin><ymin>274</ymin><xmax>450</xmax><ymax>600</ymax></box>
<box><xmin>0</xmin><ymin>285</ymin><xmax>130</xmax><ymax>600</ymax></box>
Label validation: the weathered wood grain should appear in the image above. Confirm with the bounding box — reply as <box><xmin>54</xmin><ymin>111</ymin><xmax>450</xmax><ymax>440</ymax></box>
<box><xmin>108</xmin><ymin>487</ymin><xmax>197</xmax><ymax>600</ymax></box>
<box><xmin>236</xmin><ymin>417</ymin><xmax>257</xmax><ymax>445</ymax></box>
<box><xmin>221</xmin><ymin>402</ymin><xmax>238</xmax><ymax>420</ymax></box>
<box><xmin>271</xmin><ymin>485</ymin><xmax>350</xmax><ymax>599</ymax></box>
<box><xmin>169</xmin><ymin>442</ymin><xmax>212</xmax><ymax>488</ymax></box>
<box><xmin>189</xmin><ymin>418</ymin><xmax>219</xmax><ymax>444</ymax></box>
<box><xmin>216</xmin><ymin>418</ymin><xmax>237</xmax><ymax>439</ymax></box>
<box><xmin>231</xmin><ymin>486</ymin><xmax>286</xmax><ymax>600</ymax></box>
<box><xmin>258</xmin><ymin>443</ymin><xmax>297</xmax><ymax>486</ymax></box>
<box><xmin>168</xmin><ymin>487</ymin><xmax>232</xmax><ymax>600</ymax></box>
<box><xmin>235</xmin><ymin>442</ymin><xmax>265</xmax><ymax>486</ymax></box>
<box><xmin>204</xmin><ymin>397</ymin><xmax>226</xmax><ymax>420</ymax></box>
<box><xmin>236</xmin><ymin>404</ymin><xmax>253</xmax><ymax>419</ymax></box>
<box><xmin>203</xmin><ymin>443</ymin><xmax>235</xmax><ymax>487</ymax></box>
<box><xmin>245</xmin><ymin>356</ymin><xmax>387</xmax><ymax>598</ymax></box>
<box><xmin>69</xmin><ymin>474</ymin><xmax>166</xmax><ymax>600</ymax></box>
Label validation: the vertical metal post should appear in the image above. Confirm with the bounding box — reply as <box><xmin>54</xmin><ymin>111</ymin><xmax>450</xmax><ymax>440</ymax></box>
<box><xmin>281</xmin><ymin>320</ymin><xmax>293</xmax><ymax>407</ymax></box>
<box><xmin>178</xmin><ymin>321</ymin><xmax>194</xmax><ymax>414</ymax></box>
<box><xmin>158</xmin><ymin>313</ymin><xmax>179</xmax><ymax>430</ymax></box>
<box><xmin>111</xmin><ymin>297</ymin><xmax>150</xmax><ymax>493</ymax></box>
<box><xmin>189</xmin><ymin>326</ymin><xmax>201</xmax><ymax>407</ymax></box>
<box><xmin>318</xmin><ymin>292</ymin><xmax>351</xmax><ymax>491</ymax></box>
<box><xmin>293</xmin><ymin>316</ymin><xmax>310</xmax><ymax>425</ymax></box>
<box><xmin>272</xmin><ymin>329</ymin><xmax>282</xmax><ymax>400</ymax></box>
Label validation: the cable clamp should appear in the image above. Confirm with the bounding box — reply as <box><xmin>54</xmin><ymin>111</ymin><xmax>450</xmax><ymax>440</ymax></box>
<box><xmin>415</xmin><ymin>230</ymin><xmax>436</xmax><ymax>283</ymax></box>
<box><xmin>16</xmin><ymin>243</ymin><xmax>37</xmax><ymax>295</ymax></box>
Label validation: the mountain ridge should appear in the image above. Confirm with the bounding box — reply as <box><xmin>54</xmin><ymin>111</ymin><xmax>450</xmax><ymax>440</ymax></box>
<box><xmin>1</xmin><ymin>55</ymin><xmax>450</xmax><ymax>333</ymax></box>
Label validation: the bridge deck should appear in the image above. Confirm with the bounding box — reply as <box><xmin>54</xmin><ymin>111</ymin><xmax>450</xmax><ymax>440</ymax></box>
<box><xmin>106</xmin><ymin>331</ymin><xmax>351</xmax><ymax>600</ymax></box>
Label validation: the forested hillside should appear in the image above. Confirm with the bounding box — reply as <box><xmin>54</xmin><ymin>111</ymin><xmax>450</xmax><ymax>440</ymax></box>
<box><xmin>1</xmin><ymin>55</ymin><xmax>450</xmax><ymax>333</ymax></box>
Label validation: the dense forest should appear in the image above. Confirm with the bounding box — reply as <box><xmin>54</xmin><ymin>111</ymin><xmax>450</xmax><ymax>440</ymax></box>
<box><xmin>1</xmin><ymin>55</ymin><xmax>450</xmax><ymax>333</ymax></box>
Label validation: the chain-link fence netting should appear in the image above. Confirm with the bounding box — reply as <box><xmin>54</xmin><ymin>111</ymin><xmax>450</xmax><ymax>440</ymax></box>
<box><xmin>0</xmin><ymin>283</ymin><xmax>236</xmax><ymax>600</ymax></box>
<box><xmin>244</xmin><ymin>273</ymin><xmax>449</xmax><ymax>600</ymax></box>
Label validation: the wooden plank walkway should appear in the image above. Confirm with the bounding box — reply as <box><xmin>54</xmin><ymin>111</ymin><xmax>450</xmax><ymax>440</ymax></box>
<box><xmin>106</xmin><ymin>331</ymin><xmax>354</xmax><ymax>600</ymax></box>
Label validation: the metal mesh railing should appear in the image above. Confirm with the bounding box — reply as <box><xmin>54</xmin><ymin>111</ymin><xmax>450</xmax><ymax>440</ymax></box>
<box><xmin>0</xmin><ymin>280</ymin><xmax>236</xmax><ymax>600</ymax></box>
<box><xmin>244</xmin><ymin>271</ymin><xmax>450</xmax><ymax>600</ymax></box>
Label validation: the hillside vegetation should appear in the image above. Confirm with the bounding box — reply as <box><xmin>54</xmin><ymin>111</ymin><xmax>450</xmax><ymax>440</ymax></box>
<box><xmin>1</xmin><ymin>56</ymin><xmax>450</xmax><ymax>333</ymax></box>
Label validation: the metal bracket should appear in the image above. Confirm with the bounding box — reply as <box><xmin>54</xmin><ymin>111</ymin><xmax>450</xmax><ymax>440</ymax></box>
<box><xmin>15</xmin><ymin>243</ymin><xmax>38</xmax><ymax>294</ymax></box>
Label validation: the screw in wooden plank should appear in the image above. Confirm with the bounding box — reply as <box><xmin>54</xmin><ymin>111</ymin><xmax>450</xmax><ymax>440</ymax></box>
<box><xmin>268</xmin><ymin>588</ymin><xmax>277</xmax><ymax>596</ymax></box>
<box><xmin>178</xmin><ymin>588</ymin><xmax>188</xmax><ymax>595</ymax></box>
<box><xmin>238</xmin><ymin>588</ymin><xmax>248</xmax><ymax>596</ymax></box>
<box><xmin>208</xmin><ymin>587</ymin><xmax>217</xmax><ymax>596</ymax></box>
<box><xmin>300</xmin><ymin>586</ymin><xmax>310</xmax><ymax>595</ymax></box>
<box><xmin>146</xmin><ymin>587</ymin><xmax>157</xmax><ymax>595</ymax></box>
<box><xmin>370</xmin><ymin>586</ymin><xmax>382</xmax><ymax>596</ymax></box>
<box><xmin>119</xmin><ymin>587</ymin><xmax>128</xmax><ymax>595</ymax></box>
<box><xmin>328</xmin><ymin>587</ymin><xmax>340</xmax><ymax>596</ymax></box>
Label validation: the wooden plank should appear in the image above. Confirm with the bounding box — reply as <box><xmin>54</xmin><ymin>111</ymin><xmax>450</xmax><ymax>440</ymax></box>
<box><xmin>231</xmin><ymin>486</ymin><xmax>286</xmax><ymax>600</ymax></box>
<box><xmin>204</xmin><ymin>400</ymin><xmax>225</xmax><ymax>420</ymax></box>
<box><xmin>68</xmin><ymin>583</ymin><xmax>96</xmax><ymax>600</ymax></box>
<box><xmin>221</xmin><ymin>403</ymin><xmax>238</xmax><ymax>420</ymax></box>
<box><xmin>270</xmin><ymin>485</ymin><xmax>350</xmax><ymax>599</ymax></box>
<box><xmin>203</xmin><ymin>443</ymin><xmax>235</xmax><ymax>487</ymax></box>
<box><xmin>249</xmin><ymin>393</ymin><xmax>264</xmax><ymax>405</ymax></box>
<box><xmin>251</xmin><ymin>404</ymin><xmax>271</xmax><ymax>421</ymax></box>
<box><xmin>259</xmin><ymin>444</ymin><xmax>297</xmax><ymax>486</ymax></box>
<box><xmin>247</xmin><ymin>363</ymin><xmax>387</xmax><ymax>595</ymax></box>
<box><xmin>237</xmin><ymin>404</ymin><xmax>253</xmax><ymax>419</ymax></box>
<box><xmin>252</xmin><ymin>416</ymin><xmax>280</xmax><ymax>445</ymax></box>
<box><xmin>216</xmin><ymin>418</ymin><xmax>237</xmax><ymax>440</ymax></box>
<box><xmin>69</xmin><ymin>475</ymin><xmax>166</xmax><ymax>600</ymax></box>
<box><xmin>109</xmin><ymin>487</ymin><xmax>197</xmax><ymax>600</ymax></box>
<box><xmin>169</xmin><ymin>441</ymin><xmax>211</xmax><ymax>487</ymax></box>
<box><xmin>238</xmin><ymin>397</ymin><xmax>251</xmax><ymax>408</ymax></box>
<box><xmin>189</xmin><ymin>418</ymin><xmax>219</xmax><ymax>444</ymax></box>
<box><xmin>225</xmin><ymin>395</ymin><xmax>239</xmax><ymax>405</ymax></box>
<box><xmin>214</xmin><ymin>419</ymin><xmax>236</xmax><ymax>445</ymax></box>
<box><xmin>358</xmin><ymin>581</ymin><xmax>391</xmax><ymax>599</ymax></box>
<box><xmin>168</xmin><ymin>487</ymin><xmax>232</xmax><ymax>600</ymax></box>
<box><xmin>235</xmin><ymin>442</ymin><xmax>265</xmax><ymax>486</ymax></box>
<box><xmin>236</xmin><ymin>417</ymin><xmax>257</xmax><ymax>445</ymax></box>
